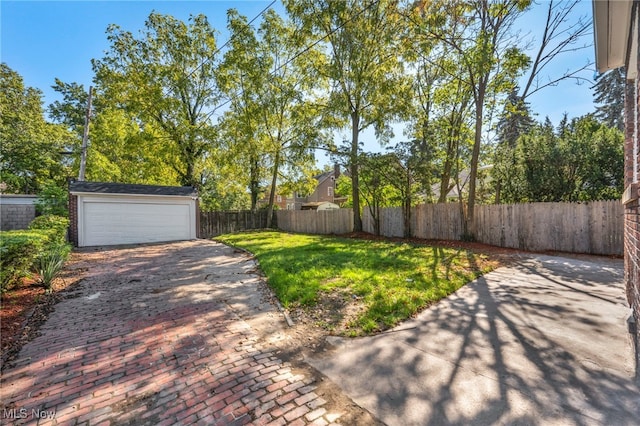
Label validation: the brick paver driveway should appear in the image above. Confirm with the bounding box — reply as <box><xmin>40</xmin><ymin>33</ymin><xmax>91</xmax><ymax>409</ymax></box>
<box><xmin>1</xmin><ymin>240</ymin><xmax>342</xmax><ymax>425</ymax></box>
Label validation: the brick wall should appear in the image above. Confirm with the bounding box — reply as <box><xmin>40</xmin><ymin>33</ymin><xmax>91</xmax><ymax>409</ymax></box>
<box><xmin>69</xmin><ymin>194</ymin><xmax>79</xmax><ymax>247</ymax></box>
<box><xmin>624</xmin><ymin>27</ymin><xmax>640</xmax><ymax>378</ymax></box>
<box><xmin>0</xmin><ymin>195</ymin><xmax>37</xmax><ymax>230</ymax></box>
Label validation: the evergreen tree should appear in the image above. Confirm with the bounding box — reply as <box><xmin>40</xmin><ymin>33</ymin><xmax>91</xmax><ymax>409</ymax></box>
<box><xmin>496</xmin><ymin>88</ymin><xmax>535</xmax><ymax>148</ymax></box>
<box><xmin>494</xmin><ymin>115</ymin><xmax>623</xmax><ymax>203</ymax></box>
<box><xmin>492</xmin><ymin>88</ymin><xmax>534</xmax><ymax>203</ymax></box>
<box><xmin>593</xmin><ymin>67</ymin><xmax>625</xmax><ymax>131</ymax></box>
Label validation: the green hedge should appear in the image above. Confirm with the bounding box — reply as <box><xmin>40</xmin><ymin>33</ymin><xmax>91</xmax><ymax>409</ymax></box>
<box><xmin>28</xmin><ymin>215</ymin><xmax>69</xmax><ymax>244</ymax></box>
<box><xmin>0</xmin><ymin>215</ymin><xmax>70</xmax><ymax>292</ymax></box>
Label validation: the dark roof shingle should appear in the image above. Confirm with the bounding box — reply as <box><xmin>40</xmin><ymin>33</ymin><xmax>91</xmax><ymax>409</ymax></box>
<box><xmin>69</xmin><ymin>181</ymin><xmax>197</xmax><ymax>197</ymax></box>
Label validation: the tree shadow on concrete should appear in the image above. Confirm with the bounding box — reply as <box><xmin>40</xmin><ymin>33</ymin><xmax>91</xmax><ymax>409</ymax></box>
<box><xmin>310</xmin><ymin>255</ymin><xmax>639</xmax><ymax>426</ymax></box>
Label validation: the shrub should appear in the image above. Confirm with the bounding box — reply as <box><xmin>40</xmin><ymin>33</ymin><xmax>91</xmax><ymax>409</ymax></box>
<box><xmin>0</xmin><ymin>215</ymin><xmax>71</xmax><ymax>292</ymax></box>
<box><xmin>35</xmin><ymin>181</ymin><xmax>68</xmax><ymax>217</ymax></box>
<box><xmin>29</xmin><ymin>215</ymin><xmax>69</xmax><ymax>243</ymax></box>
<box><xmin>37</xmin><ymin>243</ymin><xmax>71</xmax><ymax>291</ymax></box>
<box><xmin>0</xmin><ymin>230</ymin><xmax>49</xmax><ymax>292</ymax></box>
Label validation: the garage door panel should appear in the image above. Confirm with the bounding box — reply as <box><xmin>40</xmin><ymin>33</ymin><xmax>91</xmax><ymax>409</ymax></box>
<box><xmin>82</xmin><ymin>200</ymin><xmax>194</xmax><ymax>246</ymax></box>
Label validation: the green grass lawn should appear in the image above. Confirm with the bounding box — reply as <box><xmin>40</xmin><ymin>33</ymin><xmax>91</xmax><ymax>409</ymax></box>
<box><xmin>216</xmin><ymin>231</ymin><xmax>498</xmax><ymax>335</ymax></box>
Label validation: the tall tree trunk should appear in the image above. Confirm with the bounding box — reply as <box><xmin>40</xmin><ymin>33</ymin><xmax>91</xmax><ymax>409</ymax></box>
<box><xmin>370</xmin><ymin>203</ymin><xmax>380</xmax><ymax>236</ymax></box>
<box><xmin>266</xmin><ymin>150</ymin><xmax>280</xmax><ymax>228</ymax></box>
<box><xmin>403</xmin><ymin>171</ymin><xmax>412</xmax><ymax>238</ymax></box>
<box><xmin>438</xmin><ymin>108</ymin><xmax>463</xmax><ymax>203</ymax></box>
<box><xmin>439</xmin><ymin>149</ymin><xmax>455</xmax><ymax>203</ymax></box>
<box><xmin>351</xmin><ymin>111</ymin><xmax>363</xmax><ymax>232</ymax></box>
<box><xmin>467</xmin><ymin>83</ymin><xmax>486</xmax><ymax>238</ymax></box>
<box><xmin>494</xmin><ymin>180</ymin><xmax>502</xmax><ymax>204</ymax></box>
<box><xmin>249</xmin><ymin>154</ymin><xmax>260</xmax><ymax>211</ymax></box>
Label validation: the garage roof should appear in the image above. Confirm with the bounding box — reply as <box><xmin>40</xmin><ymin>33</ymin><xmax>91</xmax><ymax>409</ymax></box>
<box><xmin>69</xmin><ymin>181</ymin><xmax>197</xmax><ymax>197</ymax></box>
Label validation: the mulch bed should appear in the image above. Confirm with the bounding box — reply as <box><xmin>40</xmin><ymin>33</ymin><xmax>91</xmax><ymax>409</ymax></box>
<box><xmin>342</xmin><ymin>231</ymin><xmax>526</xmax><ymax>264</ymax></box>
<box><xmin>0</xmin><ymin>254</ymin><xmax>85</xmax><ymax>370</ymax></box>
<box><xmin>342</xmin><ymin>232</ymin><xmax>622</xmax><ymax>262</ymax></box>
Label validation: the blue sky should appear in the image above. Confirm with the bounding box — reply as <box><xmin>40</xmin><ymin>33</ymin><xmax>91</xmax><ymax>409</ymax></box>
<box><xmin>1</xmin><ymin>1</ymin><xmax>278</xmax><ymax>103</ymax></box>
<box><xmin>2</xmin><ymin>0</ymin><xmax>597</xmax><ymax>164</ymax></box>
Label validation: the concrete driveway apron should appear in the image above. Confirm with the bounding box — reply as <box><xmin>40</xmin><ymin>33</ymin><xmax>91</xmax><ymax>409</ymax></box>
<box><xmin>1</xmin><ymin>240</ymin><xmax>343</xmax><ymax>426</ymax></box>
<box><xmin>308</xmin><ymin>254</ymin><xmax>640</xmax><ymax>426</ymax></box>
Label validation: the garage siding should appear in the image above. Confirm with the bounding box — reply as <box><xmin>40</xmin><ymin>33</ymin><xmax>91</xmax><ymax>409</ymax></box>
<box><xmin>78</xmin><ymin>195</ymin><xmax>196</xmax><ymax>247</ymax></box>
<box><xmin>80</xmin><ymin>197</ymin><xmax>195</xmax><ymax>247</ymax></box>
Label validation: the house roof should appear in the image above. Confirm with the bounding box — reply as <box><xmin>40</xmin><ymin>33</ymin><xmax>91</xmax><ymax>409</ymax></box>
<box><xmin>593</xmin><ymin>0</ymin><xmax>637</xmax><ymax>78</ymax></box>
<box><xmin>313</xmin><ymin>170</ymin><xmax>335</xmax><ymax>185</ymax></box>
<box><xmin>69</xmin><ymin>181</ymin><xmax>197</xmax><ymax>197</ymax></box>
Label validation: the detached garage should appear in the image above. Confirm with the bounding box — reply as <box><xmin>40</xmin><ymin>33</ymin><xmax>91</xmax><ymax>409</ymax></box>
<box><xmin>69</xmin><ymin>181</ymin><xmax>198</xmax><ymax>247</ymax></box>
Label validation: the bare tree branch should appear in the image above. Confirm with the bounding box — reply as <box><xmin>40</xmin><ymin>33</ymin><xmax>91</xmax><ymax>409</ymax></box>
<box><xmin>520</xmin><ymin>0</ymin><xmax>592</xmax><ymax>101</ymax></box>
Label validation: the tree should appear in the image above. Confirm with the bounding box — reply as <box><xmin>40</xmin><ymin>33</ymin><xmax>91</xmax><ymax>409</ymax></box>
<box><xmin>286</xmin><ymin>0</ymin><xmax>411</xmax><ymax>232</ymax></box>
<box><xmin>49</xmin><ymin>79</ymin><xmax>91</xmax><ymax>133</ymax></box>
<box><xmin>49</xmin><ymin>80</ymin><xmax>178</xmax><ymax>185</ymax></box>
<box><xmin>355</xmin><ymin>153</ymin><xmax>398</xmax><ymax>236</ymax></box>
<box><xmin>380</xmin><ymin>142</ymin><xmax>431</xmax><ymax>237</ymax></box>
<box><xmin>0</xmin><ymin>63</ymin><xmax>73</xmax><ymax>193</ymax></box>
<box><xmin>493</xmin><ymin>0</ymin><xmax>592</xmax><ymax>200</ymax></box>
<box><xmin>401</xmin><ymin>24</ymin><xmax>474</xmax><ymax>204</ymax></box>
<box><xmin>93</xmin><ymin>13</ymin><xmax>224</xmax><ymax>188</ymax></box>
<box><xmin>217</xmin><ymin>9</ymin><xmax>267</xmax><ymax>211</ymax></box>
<box><xmin>412</xmin><ymin>0</ymin><xmax>530</xmax><ymax>237</ymax></box>
<box><xmin>87</xmin><ymin>108</ymin><xmax>180</xmax><ymax>184</ymax></box>
<box><xmin>198</xmin><ymin>152</ymin><xmax>252</xmax><ymax>211</ymax></box>
<box><xmin>561</xmin><ymin>115</ymin><xmax>624</xmax><ymax>200</ymax></box>
<box><xmin>220</xmin><ymin>9</ymin><xmax>328</xmax><ymax>226</ymax></box>
<box><xmin>492</xmin><ymin>87</ymin><xmax>535</xmax><ymax>203</ymax></box>
<box><xmin>495</xmin><ymin>115</ymin><xmax>623</xmax><ymax>202</ymax></box>
<box><xmin>491</xmin><ymin>0</ymin><xmax>592</xmax><ymax>202</ymax></box>
<box><xmin>216</xmin><ymin>109</ymin><xmax>266</xmax><ymax>211</ymax></box>
<box><xmin>35</xmin><ymin>180</ymin><xmax>69</xmax><ymax>216</ymax></box>
<box><xmin>518</xmin><ymin>0</ymin><xmax>592</xmax><ymax>102</ymax></box>
<box><xmin>593</xmin><ymin>68</ymin><xmax>625</xmax><ymax>131</ymax></box>
<box><xmin>495</xmin><ymin>87</ymin><xmax>535</xmax><ymax>147</ymax></box>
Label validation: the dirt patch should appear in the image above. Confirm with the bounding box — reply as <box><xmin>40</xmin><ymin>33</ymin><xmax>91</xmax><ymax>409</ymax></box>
<box><xmin>288</xmin><ymin>292</ymin><xmax>366</xmax><ymax>337</ymax></box>
<box><xmin>272</xmin><ymin>235</ymin><xmax>519</xmax><ymax>350</ymax></box>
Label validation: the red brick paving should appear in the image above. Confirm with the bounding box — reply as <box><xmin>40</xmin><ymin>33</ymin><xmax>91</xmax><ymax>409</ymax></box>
<box><xmin>0</xmin><ymin>241</ymin><xmax>343</xmax><ymax>425</ymax></box>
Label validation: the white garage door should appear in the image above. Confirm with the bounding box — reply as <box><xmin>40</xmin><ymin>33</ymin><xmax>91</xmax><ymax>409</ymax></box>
<box><xmin>79</xmin><ymin>196</ymin><xmax>196</xmax><ymax>247</ymax></box>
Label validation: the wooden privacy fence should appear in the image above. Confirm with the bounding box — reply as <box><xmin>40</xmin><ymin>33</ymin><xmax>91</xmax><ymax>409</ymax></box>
<box><xmin>363</xmin><ymin>204</ymin><xmax>464</xmax><ymax>240</ymax></box>
<box><xmin>474</xmin><ymin>201</ymin><xmax>623</xmax><ymax>255</ymax></box>
<box><xmin>199</xmin><ymin>210</ymin><xmax>269</xmax><ymax>238</ymax></box>
<box><xmin>276</xmin><ymin>209</ymin><xmax>353</xmax><ymax>235</ymax></box>
<box><xmin>363</xmin><ymin>200</ymin><xmax>623</xmax><ymax>256</ymax></box>
<box><xmin>205</xmin><ymin>201</ymin><xmax>623</xmax><ymax>255</ymax></box>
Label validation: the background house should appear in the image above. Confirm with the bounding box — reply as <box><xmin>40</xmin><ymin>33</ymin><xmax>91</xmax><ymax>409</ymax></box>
<box><xmin>259</xmin><ymin>165</ymin><xmax>347</xmax><ymax>210</ymax></box>
<box><xmin>593</xmin><ymin>0</ymin><xmax>639</xmax><ymax>376</ymax></box>
<box><xmin>296</xmin><ymin>164</ymin><xmax>347</xmax><ymax>210</ymax></box>
<box><xmin>257</xmin><ymin>190</ymin><xmax>289</xmax><ymax>210</ymax></box>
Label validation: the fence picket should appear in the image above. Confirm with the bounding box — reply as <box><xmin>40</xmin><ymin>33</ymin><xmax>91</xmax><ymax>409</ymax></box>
<box><xmin>201</xmin><ymin>201</ymin><xmax>622</xmax><ymax>255</ymax></box>
<box><xmin>276</xmin><ymin>209</ymin><xmax>353</xmax><ymax>235</ymax></box>
<box><xmin>198</xmin><ymin>210</ymin><xmax>269</xmax><ymax>238</ymax></box>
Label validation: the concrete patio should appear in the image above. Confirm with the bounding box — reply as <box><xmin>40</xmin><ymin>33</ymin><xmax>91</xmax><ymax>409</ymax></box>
<box><xmin>308</xmin><ymin>254</ymin><xmax>640</xmax><ymax>425</ymax></box>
